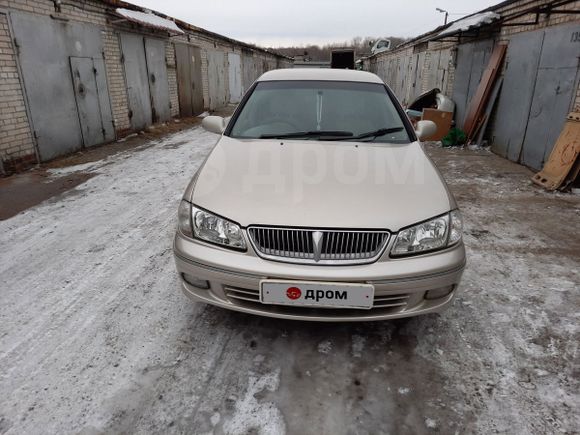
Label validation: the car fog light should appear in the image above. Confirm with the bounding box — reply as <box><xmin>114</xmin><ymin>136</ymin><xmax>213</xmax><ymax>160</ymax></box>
<box><xmin>425</xmin><ymin>286</ymin><xmax>454</xmax><ymax>300</ymax></box>
<box><xmin>182</xmin><ymin>273</ymin><xmax>210</xmax><ymax>289</ymax></box>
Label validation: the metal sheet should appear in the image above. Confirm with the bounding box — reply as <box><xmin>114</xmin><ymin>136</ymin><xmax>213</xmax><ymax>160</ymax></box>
<box><xmin>521</xmin><ymin>23</ymin><xmax>580</xmax><ymax>170</ymax></box>
<box><xmin>452</xmin><ymin>39</ymin><xmax>494</xmax><ymax>129</ymax></box>
<box><xmin>175</xmin><ymin>44</ymin><xmax>204</xmax><ymax>117</ymax></box>
<box><xmin>70</xmin><ymin>57</ymin><xmax>114</xmax><ymax>147</ymax></box>
<box><xmin>207</xmin><ymin>50</ymin><xmax>228</xmax><ymax>110</ymax></box>
<box><xmin>189</xmin><ymin>46</ymin><xmax>204</xmax><ymax>114</ymax></box>
<box><xmin>242</xmin><ymin>52</ymin><xmax>256</xmax><ymax>92</ymax></box>
<box><xmin>120</xmin><ymin>33</ymin><xmax>152</xmax><ymax>130</ymax></box>
<box><xmin>93</xmin><ymin>58</ymin><xmax>115</xmax><ymax>142</ymax></box>
<box><xmin>426</xmin><ymin>48</ymin><xmax>451</xmax><ymax>93</ymax></box>
<box><xmin>522</xmin><ymin>67</ymin><xmax>578</xmax><ymax>169</ymax></box>
<box><xmin>10</xmin><ymin>12</ymin><xmax>108</xmax><ymax>160</ymax></box>
<box><xmin>228</xmin><ymin>52</ymin><xmax>242</xmax><ymax>103</ymax></box>
<box><xmin>491</xmin><ymin>30</ymin><xmax>543</xmax><ymax>160</ymax></box>
<box><xmin>174</xmin><ymin>43</ymin><xmax>192</xmax><ymax>116</ymax></box>
<box><xmin>414</xmin><ymin>51</ymin><xmax>426</xmax><ymax>98</ymax></box>
<box><xmin>144</xmin><ymin>38</ymin><xmax>171</xmax><ymax>122</ymax></box>
<box><xmin>463</xmin><ymin>44</ymin><xmax>506</xmax><ymax>140</ymax></box>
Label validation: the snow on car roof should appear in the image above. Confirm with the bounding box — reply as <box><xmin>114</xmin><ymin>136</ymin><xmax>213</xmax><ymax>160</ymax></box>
<box><xmin>257</xmin><ymin>68</ymin><xmax>384</xmax><ymax>83</ymax></box>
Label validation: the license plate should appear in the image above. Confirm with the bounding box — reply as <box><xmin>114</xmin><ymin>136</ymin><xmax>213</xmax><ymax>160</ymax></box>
<box><xmin>260</xmin><ymin>280</ymin><xmax>374</xmax><ymax>309</ymax></box>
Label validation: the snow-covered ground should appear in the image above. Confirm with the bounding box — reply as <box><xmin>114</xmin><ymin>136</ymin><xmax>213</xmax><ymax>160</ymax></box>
<box><xmin>1</xmin><ymin>128</ymin><xmax>578</xmax><ymax>434</ymax></box>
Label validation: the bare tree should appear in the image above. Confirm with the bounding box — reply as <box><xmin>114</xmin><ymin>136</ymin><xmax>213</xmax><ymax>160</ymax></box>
<box><xmin>269</xmin><ymin>36</ymin><xmax>409</xmax><ymax>60</ymax></box>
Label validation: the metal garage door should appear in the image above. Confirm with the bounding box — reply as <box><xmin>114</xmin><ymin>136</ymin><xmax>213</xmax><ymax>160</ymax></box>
<box><xmin>70</xmin><ymin>57</ymin><xmax>115</xmax><ymax>147</ymax></box>
<box><xmin>10</xmin><ymin>12</ymin><xmax>114</xmax><ymax>161</ymax></box>
<box><xmin>120</xmin><ymin>33</ymin><xmax>171</xmax><ymax>130</ymax></box>
<box><xmin>120</xmin><ymin>33</ymin><xmax>152</xmax><ymax>131</ymax></box>
<box><xmin>228</xmin><ymin>53</ymin><xmax>243</xmax><ymax>103</ymax></box>
<box><xmin>425</xmin><ymin>49</ymin><xmax>452</xmax><ymax>95</ymax></box>
<box><xmin>520</xmin><ymin>23</ymin><xmax>580</xmax><ymax>170</ymax></box>
<box><xmin>492</xmin><ymin>23</ymin><xmax>580</xmax><ymax>170</ymax></box>
<box><xmin>452</xmin><ymin>39</ymin><xmax>495</xmax><ymax>129</ymax></box>
<box><xmin>207</xmin><ymin>51</ymin><xmax>228</xmax><ymax>110</ymax></box>
<box><xmin>491</xmin><ymin>30</ymin><xmax>544</xmax><ymax>162</ymax></box>
<box><xmin>144</xmin><ymin>38</ymin><xmax>171</xmax><ymax>122</ymax></box>
<box><xmin>174</xmin><ymin>43</ymin><xmax>204</xmax><ymax>116</ymax></box>
<box><xmin>242</xmin><ymin>52</ymin><xmax>257</xmax><ymax>92</ymax></box>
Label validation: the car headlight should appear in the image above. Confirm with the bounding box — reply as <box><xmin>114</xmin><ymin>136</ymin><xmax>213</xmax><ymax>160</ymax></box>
<box><xmin>178</xmin><ymin>201</ymin><xmax>246</xmax><ymax>250</ymax></box>
<box><xmin>448</xmin><ymin>209</ymin><xmax>463</xmax><ymax>245</ymax></box>
<box><xmin>178</xmin><ymin>200</ymin><xmax>194</xmax><ymax>238</ymax></box>
<box><xmin>391</xmin><ymin>210</ymin><xmax>462</xmax><ymax>257</ymax></box>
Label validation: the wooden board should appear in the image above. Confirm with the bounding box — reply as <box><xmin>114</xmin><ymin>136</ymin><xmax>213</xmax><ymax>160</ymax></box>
<box><xmin>532</xmin><ymin>112</ymin><xmax>580</xmax><ymax>190</ymax></box>
<box><xmin>421</xmin><ymin>109</ymin><xmax>453</xmax><ymax>141</ymax></box>
<box><xmin>463</xmin><ymin>44</ymin><xmax>507</xmax><ymax>141</ymax></box>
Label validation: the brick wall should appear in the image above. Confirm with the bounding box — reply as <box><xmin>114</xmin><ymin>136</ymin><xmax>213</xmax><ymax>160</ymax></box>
<box><xmin>0</xmin><ymin>12</ymin><xmax>35</xmax><ymax>172</ymax></box>
<box><xmin>102</xmin><ymin>29</ymin><xmax>131</xmax><ymax>133</ymax></box>
<box><xmin>0</xmin><ymin>0</ymin><xmax>289</xmax><ymax>172</ymax></box>
<box><xmin>165</xmin><ymin>39</ymin><xmax>179</xmax><ymax>118</ymax></box>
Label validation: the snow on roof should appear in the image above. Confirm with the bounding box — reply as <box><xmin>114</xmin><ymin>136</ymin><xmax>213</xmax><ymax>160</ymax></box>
<box><xmin>436</xmin><ymin>11</ymin><xmax>500</xmax><ymax>38</ymax></box>
<box><xmin>116</xmin><ymin>8</ymin><xmax>184</xmax><ymax>34</ymax></box>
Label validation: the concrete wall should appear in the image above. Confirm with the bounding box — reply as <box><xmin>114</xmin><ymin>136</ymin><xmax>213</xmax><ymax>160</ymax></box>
<box><xmin>0</xmin><ymin>0</ymin><xmax>291</xmax><ymax>174</ymax></box>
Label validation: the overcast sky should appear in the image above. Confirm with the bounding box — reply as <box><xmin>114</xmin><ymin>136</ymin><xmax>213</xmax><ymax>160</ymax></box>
<box><xmin>129</xmin><ymin>0</ymin><xmax>501</xmax><ymax>47</ymax></box>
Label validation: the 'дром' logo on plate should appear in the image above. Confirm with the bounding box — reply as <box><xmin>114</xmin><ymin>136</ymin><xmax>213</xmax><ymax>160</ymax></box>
<box><xmin>286</xmin><ymin>287</ymin><xmax>302</xmax><ymax>300</ymax></box>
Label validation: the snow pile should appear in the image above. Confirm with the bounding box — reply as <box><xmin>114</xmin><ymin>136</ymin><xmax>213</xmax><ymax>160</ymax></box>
<box><xmin>317</xmin><ymin>340</ymin><xmax>332</xmax><ymax>354</ymax></box>
<box><xmin>47</xmin><ymin>161</ymin><xmax>102</xmax><ymax>176</ymax></box>
<box><xmin>222</xmin><ymin>370</ymin><xmax>286</xmax><ymax>435</ymax></box>
<box><xmin>116</xmin><ymin>8</ymin><xmax>184</xmax><ymax>34</ymax></box>
<box><xmin>437</xmin><ymin>12</ymin><xmax>500</xmax><ymax>37</ymax></box>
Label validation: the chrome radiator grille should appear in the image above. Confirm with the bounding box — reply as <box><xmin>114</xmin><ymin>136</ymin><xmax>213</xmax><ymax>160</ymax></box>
<box><xmin>247</xmin><ymin>226</ymin><xmax>389</xmax><ymax>264</ymax></box>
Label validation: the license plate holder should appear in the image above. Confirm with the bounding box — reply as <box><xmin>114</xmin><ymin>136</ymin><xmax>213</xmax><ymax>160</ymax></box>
<box><xmin>260</xmin><ymin>280</ymin><xmax>374</xmax><ymax>309</ymax></box>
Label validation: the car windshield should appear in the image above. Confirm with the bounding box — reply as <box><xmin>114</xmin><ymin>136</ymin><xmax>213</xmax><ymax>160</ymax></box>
<box><xmin>228</xmin><ymin>80</ymin><xmax>411</xmax><ymax>143</ymax></box>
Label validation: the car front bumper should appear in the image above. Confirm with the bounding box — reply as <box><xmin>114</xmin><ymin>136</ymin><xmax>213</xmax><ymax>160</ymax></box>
<box><xmin>173</xmin><ymin>233</ymin><xmax>466</xmax><ymax>322</ymax></box>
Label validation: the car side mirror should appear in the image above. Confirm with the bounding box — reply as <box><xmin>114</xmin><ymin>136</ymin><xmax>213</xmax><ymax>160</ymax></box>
<box><xmin>415</xmin><ymin>120</ymin><xmax>437</xmax><ymax>140</ymax></box>
<box><xmin>202</xmin><ymin>116</ymin><xmax>226</xmax><ymax>134</ymax></box>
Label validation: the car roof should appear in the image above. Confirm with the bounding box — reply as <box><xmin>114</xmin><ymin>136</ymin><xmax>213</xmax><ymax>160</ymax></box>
<box><xmin>257</xmin><ymin>68</ymin><xmax>384</xmax><ymax>84</ymax></box>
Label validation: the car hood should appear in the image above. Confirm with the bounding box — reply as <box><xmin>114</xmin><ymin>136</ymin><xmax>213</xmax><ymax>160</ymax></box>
<box><xmin>190</xmin><ymin>136</ymin><xmax>453</xmax><ymax>231</ymax></box>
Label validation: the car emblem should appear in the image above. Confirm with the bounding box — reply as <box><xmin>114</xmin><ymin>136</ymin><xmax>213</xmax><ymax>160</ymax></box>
<box><xmin>312</xmin><ymin>231</ymin><xmax>324</xmax><ymax>262</ymax></box>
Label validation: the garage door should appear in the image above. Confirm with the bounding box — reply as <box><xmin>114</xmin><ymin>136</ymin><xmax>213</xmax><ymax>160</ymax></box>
<box><xmin>228</xmin><ymin>53</ymin><xmax>243</xmax><ymax>103</ymax></box>
<box><xmin>120</xmin><ymin>33</ymin><xmax>171</xmax><ymax>130</ymax></box>
<box><xmin>492</xmin><ymin>23</ymin><xmax>580</xmax><ymax>170</ymax></box>
<box><xmin>70</xmin><ymin>57</ymin><xmax>115</xmax><ymax>147</ymax></box>
<box><xmin>520</xmin><ymin>24</ymin><xmax>580</xmax><ymax>170</ymax></box>
<box><xmin>242</xmin><ymin>51</ymin><xmax>257</xmax><ymax>92</ymax></box>
<box><xmin>207</xmin><ymin>51</ymin><xmax>228</xmax><ymax>110</ymax></box>
<box><xmin>10</xmin><ymin>12</ymin><xmax>114</xmax><ymax>161</ymax></box>
<box><xmin>175</xmin><ymin>43</ymin><xmax>204</xmax><ymax>116</ymax></box>
<box><xmin>452</xmin><ymin>39</ymin><xmax>495</xmax><ymax>129</ymax></box>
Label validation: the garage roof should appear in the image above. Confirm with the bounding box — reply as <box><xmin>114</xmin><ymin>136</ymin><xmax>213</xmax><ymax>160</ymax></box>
<box><xmin>435</xmin><ymin>11</ymin><xmax>500</xmax><ymax>38</ymax></box>
<box><xmin>115</xmin><ymin>8</ymin><xmax>184</xmax><ymax>34</ymax></box>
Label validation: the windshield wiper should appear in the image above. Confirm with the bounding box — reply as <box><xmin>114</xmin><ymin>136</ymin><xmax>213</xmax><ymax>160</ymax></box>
<box><xmin>259</xmin><ymin>130</ymin><xmax>353</xmax><ymax>139</ymax></box>
<box><xmin>324</xmin><ymin>127</ymin><xmax>404</xmax><ymax>141</ymax></box>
